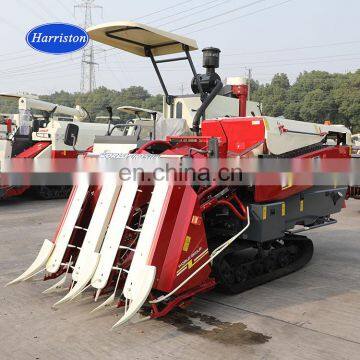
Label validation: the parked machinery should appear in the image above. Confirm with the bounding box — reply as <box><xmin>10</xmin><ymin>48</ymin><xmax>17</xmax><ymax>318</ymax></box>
<box><xmin>350</xmin><ymin>133</ymin><xmax>360</xmax><ymax>198</ymax></box>
<box><xmin>117</xmin><ymin>105</ymin><xmax>161</xmax><ymax>139</ymax></box>
<box><xmin>0</xmin><ymin>94</ymin><xmax>109</xmax><ymax>199</ymax></box>
<box><xmin>8</xmin><ymin>22</ymin><xmax>353</xmax><ymax>328</ymax></box>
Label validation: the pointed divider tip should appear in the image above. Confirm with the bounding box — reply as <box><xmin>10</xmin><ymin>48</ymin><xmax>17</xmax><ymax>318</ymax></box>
<box><xmin>52</xmin><ymin>252</ymin><xmax>100</xmax><ymax>308</ymax></box>
<box><xmin>5</xmin><ymin>239</ymin><xmax>54</xmax><ymax>287</ymax></box>
<box><xmin>91</xmin><ymin>293</ymin><xmax>116</xmax><ymax>314</ymax></box>
<box><xmin>42</xmin><ymin>274</ymin><xmax>68</xmax><ymax>294</ymax></box>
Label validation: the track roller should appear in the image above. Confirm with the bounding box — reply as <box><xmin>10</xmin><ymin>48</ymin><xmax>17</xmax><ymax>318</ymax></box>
<box><xmin>213</xmin><ymin>234</ymin><xmax>314</xmax><ymax>294</ymax></box>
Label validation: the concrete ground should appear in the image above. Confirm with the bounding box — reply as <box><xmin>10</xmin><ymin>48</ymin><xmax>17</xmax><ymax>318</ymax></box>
<box><xmin>0</xmin><ymin>197</ymin><xmax>359</xmax><ymax>360</ymax></box>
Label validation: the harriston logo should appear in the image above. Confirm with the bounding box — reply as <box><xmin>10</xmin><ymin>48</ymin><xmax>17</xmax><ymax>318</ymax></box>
<box><xmin>26</xmin><ymin>23</ymin><xmax>89</xmax><ymax>55</ymax></box>
<box><xmin>31</xmin><ymin>33</ymin><xmax>87</xmax><ymax>43</ymax></box>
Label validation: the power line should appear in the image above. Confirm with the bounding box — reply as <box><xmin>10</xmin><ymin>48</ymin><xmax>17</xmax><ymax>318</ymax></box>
<box><xmin>170</xmin><ymin>0</ymin><xmax>267</xmax><ymax>31</ymax></box>
<box><xmin>0</xmin><ymin>47</ymin><xmax>113</xmax><ymax>73</ymax></box>
<box><xmin>80</xmin><ymin>50</ymin><xmax>360</xmax><ymax>74</ymax></box>
<box><xmin>159</xmin><ymin>0</ymin><xmax>233</xmax><ymax>28</ymax></box>
<box><xmin>103</xmin><ymin>62</ymin><xmax>125</xmax><ymax>88</ymax></box>
<box><xmin>0</xmin><ymin>49</ymin><xmax>32</xmax><ymax>59</ymax></box>
<box><xmin>223</xmin><ymin>52</ymin><xmax>360</xmax><ymax>67</ymax></box>
<box><xmin>0</xmin><ymin>53</ymin><xmax>82</xmax><ymax>74</ymax></box>
<box><xmin>219</xmin><ymin>55</ymin><xmax>360</xmax><ymax>72</ymax></box>
<box><xmin>185</xmin><ymin>0</ymin><xmax>294</xmax><ymax>34</ymax></box>
<box><xmin>58</xmin><ymin>0</ymin><xmax>76</xmax><ymax>19</ymax></box>
<box><xmin>0</xmin><ymin>14</ymin><xmax>26</xmax><ymax>34</ymax></box>
<box><xmin>35</xmin><ymin>0</ymin><xmax>61</xmax><ymax>21</ymax></box>
<box><xmin>2</xmin><ymin>37</ymin><xmax>357</xmax><ymax>69</ymax></box>
<box><xmin>0</xmin><ymin>48</ymin><xmax>115</xmax><ymax>80</ymax></box>
<box><xmin>224</xmin><ymin>40</ymin><xmax>360</xmax><ymax>57</ymax></box>
<box><xmin>150</xmin><ymin>0</ymin><xmax>228</xmax><ymax>26</ymax></box>
<box><xmin>0</xmin><ymin>45</ymin><xmax>107</xmax><ymax>65</ymax></box>
<box><xmin>101</xmin><ymin>52</ymin><xmax>360</xmax><ymax>74</ymax></box>
<box><xmin>0</xmin><ymin>59</ymin><xmax>81</xmax><ymax>78</ymax></box>
<box><xmin>0</xmin><ymin>50</ymin><xmax>115</xmax><ymax>78</ymax></box>
<box><xmin>133</xmin><ymin>0</ymin><xmax>194</xmax><ymax>21</ymax></box>
<box><xmin>16</xmin><ymin>0</ymin><xmax>48</xmax><ymax>22</ymax></box>
<box><xmin>249</xmin><ymin>56</ymin><xmax>360</xmax><ymax>70</ymax></box>
<box><xmin>1</xmin><ymin>69</ymin><xmax>82</xmax><ymax>84</ymax></box>
<box><xmin>186</xmin><ymin>0</ymin><xmax>293</xmax><ymax>35</ymax></box>
<box><xmin>0</xmin><ymin>63</ymin><xmax>82</xmax><ymax>81</ymax></box>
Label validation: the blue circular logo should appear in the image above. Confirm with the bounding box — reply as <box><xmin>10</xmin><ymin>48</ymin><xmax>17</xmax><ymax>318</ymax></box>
<box><xmin>26</xmin><ymin>23</ymin><xmax>89</xmax><ymax>55</ymax></box>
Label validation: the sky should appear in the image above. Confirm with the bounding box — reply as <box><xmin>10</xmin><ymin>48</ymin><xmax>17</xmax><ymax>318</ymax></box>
<box><xmin>1</xmin><ymin>0</ymin><xmax>360</xmax><ymax>95</ymax></box>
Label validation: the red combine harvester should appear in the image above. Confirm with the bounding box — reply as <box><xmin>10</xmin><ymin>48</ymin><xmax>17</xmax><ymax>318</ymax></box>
<box><xmin>0</xmin><ymin>94</ymin><xmax>109</xmax><ymax>199</ymax></box>
<box><xmin>8</xmin><ymin>22</ymin><xmax>353</xmax><ymax>328</ymax></box>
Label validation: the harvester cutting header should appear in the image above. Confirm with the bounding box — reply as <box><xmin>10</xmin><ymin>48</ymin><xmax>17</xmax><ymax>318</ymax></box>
<box><xmin>8</xmin><ymin>21</ymin><xmax>353</xmax><ymax>329</ymax></box>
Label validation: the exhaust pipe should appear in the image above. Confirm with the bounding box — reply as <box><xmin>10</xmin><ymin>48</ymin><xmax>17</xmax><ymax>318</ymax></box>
<box><xmin>192</xmin><ymin>80</ymin><xmax>223</xmax><ymax>135</ymax></box>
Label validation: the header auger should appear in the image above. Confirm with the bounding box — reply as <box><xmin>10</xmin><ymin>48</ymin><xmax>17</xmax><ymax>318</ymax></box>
<box><xmin>7</xmin><ymin>21</ymin><xmax>354</xmax><ymax>328</ymax></box>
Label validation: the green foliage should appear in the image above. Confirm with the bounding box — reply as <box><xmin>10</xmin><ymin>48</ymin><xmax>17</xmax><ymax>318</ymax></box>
<box><xmin>252</xmin><ymin>73</ymin><xmax>289</xmax><ymax>117</ymax></box>
<box><xmin>40</xmin><ymin>86</ymin><xmax>163</xmax><ymax>122</ymax></box>
<box><xmin>2</xmin><ymin>72</ymin><xmax>360</xmax><ymax>133</ymax></box>
<box><xmin>252</xmin><ymin>71</ymin><xmax>360</xmax><ymax>132</ymax></box>
<box><xmin>0</xmin><ymin>86</ymin><xmax>162</xmax><ymax>122</ymax></box>
<box><xmin>0</xmin><ymin>97</ymin><xmax>18</xmax><ymax>114</ymax></box>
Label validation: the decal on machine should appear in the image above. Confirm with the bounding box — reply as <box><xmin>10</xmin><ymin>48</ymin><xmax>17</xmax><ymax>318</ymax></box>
<box><xmin>176</xmin><ymin>247</ymin><xmax>209</xmax><ymax>277</ymax></box>
<box><xmin>182</xmin><ymin>236</ymin><xmax>191</xmax><ymax>252</ymax></box>
<box><xmin>191</xmin><ymin>215</ymin><xmax>202</xmax><ymax>225</ymax></box>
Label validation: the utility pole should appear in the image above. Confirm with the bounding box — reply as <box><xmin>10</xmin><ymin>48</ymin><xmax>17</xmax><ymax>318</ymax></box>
<box><xmin>75</xmin><ymin>0</ymin><xmax>103</xmax><ymax>93</ymax></box>
<box><xmin>247</xmin><ymin>68</ymin><xmax>252</xmax><ymax>101</ymax></box>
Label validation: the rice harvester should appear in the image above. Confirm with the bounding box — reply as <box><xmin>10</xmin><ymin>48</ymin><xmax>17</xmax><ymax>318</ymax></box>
<box><xmin>7</xmin><ymin>22</ymin><xmax>353</xmax><ymax>328</ymax></box>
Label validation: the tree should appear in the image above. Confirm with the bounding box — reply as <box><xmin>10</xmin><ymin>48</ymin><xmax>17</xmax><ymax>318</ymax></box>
<box><xmin>251</xmin><ymin>70</ymin><xmax>360</xmax><ymax>132</ymax></box>
<box><xmin>299</xmin><ymin>88</ymin><xmax>337</xmax><ymax>124</ymax></box>
<box><xmin>252</xmin><ymin>73</ymin><xmax>290</xmax><ymax>117</ymax></box>
<box><xmin>271</xmin><ymin>73</ymin><xmax>290</xmax><ymax>90</ymax></box>
<box><xmin>331</xmin><ymin>70</ymin><xmax>360</xmax><ymax>131</ymax></box>
<box><xmin>0</xmin><ymin>97</ymin><xmax>18</xmax><ymax>114</ymax></box>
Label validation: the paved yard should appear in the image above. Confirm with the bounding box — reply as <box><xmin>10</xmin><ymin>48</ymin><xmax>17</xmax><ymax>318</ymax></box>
<box><xmin>0</xmin><ymin>197</ymin><xmax>359</xmax><ymax>359</ymax></box>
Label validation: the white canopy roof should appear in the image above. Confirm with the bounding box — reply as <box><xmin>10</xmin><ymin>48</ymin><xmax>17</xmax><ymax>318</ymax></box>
<box><xmin>87</xmin><ymin>21</ymin><xmax>198</xmax><ymax>57</ymax></box>
<box><xmin>117</xmin><ymin>106</ymin><xmax>159</xmax><ymax>115</ymax></box>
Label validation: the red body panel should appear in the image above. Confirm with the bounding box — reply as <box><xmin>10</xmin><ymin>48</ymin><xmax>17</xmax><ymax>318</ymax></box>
<box><xmin>201</xmin><ymin>117</ymin><xmax>350</xmax><ymax>202</ymax></box>
<box><xmin>150</xmin><ymin>184</ymin><xmax>211</xmax><ymax>294</ymax></box>
<box><xmin>1</xmin><ymin>144</ymin><xmax>81</xmax><ymax>200</ymax></box>
<box><xmin>16</xmin><ymin>141</ymin><xmax>50</xmax><ymax>158</ymax></box>
<box><xmin>0</xmin><ymin>142</ymin><xmax>51</xmax><ymax>199</ymax></box>
<box><xmin>6</xmin><ymin>119</ymin><xmax>12</xmax><ymax>134</ymax></box>
<box><xmin>254</xmin><ymin>145</ymin><xmax>351</xmax><ymax>202</ymax></box>
<box><xmin>201</xmin><ymin>117</ymin><xmax>265</xmax><ymax>154</ymax></box>
<box><xmin>51</xmin><ymin>150</ymin><xmax>81</xmax><ymax>158</ymax></box>
<box><xmin>0</xmin><ymin>186</ymin><xmax>29</xmax><ymax>199</ymax></box>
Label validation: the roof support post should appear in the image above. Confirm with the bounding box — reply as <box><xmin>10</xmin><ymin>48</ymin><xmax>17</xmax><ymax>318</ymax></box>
<box><xmin>183</xmin><ymin>45</ymin><xmax>205</xmax><ymax>102</ymax></box>
<box><xmin>146</xmin><ymin>47</ymin><xmax>173</xmax><ymax>105</ymax></box>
